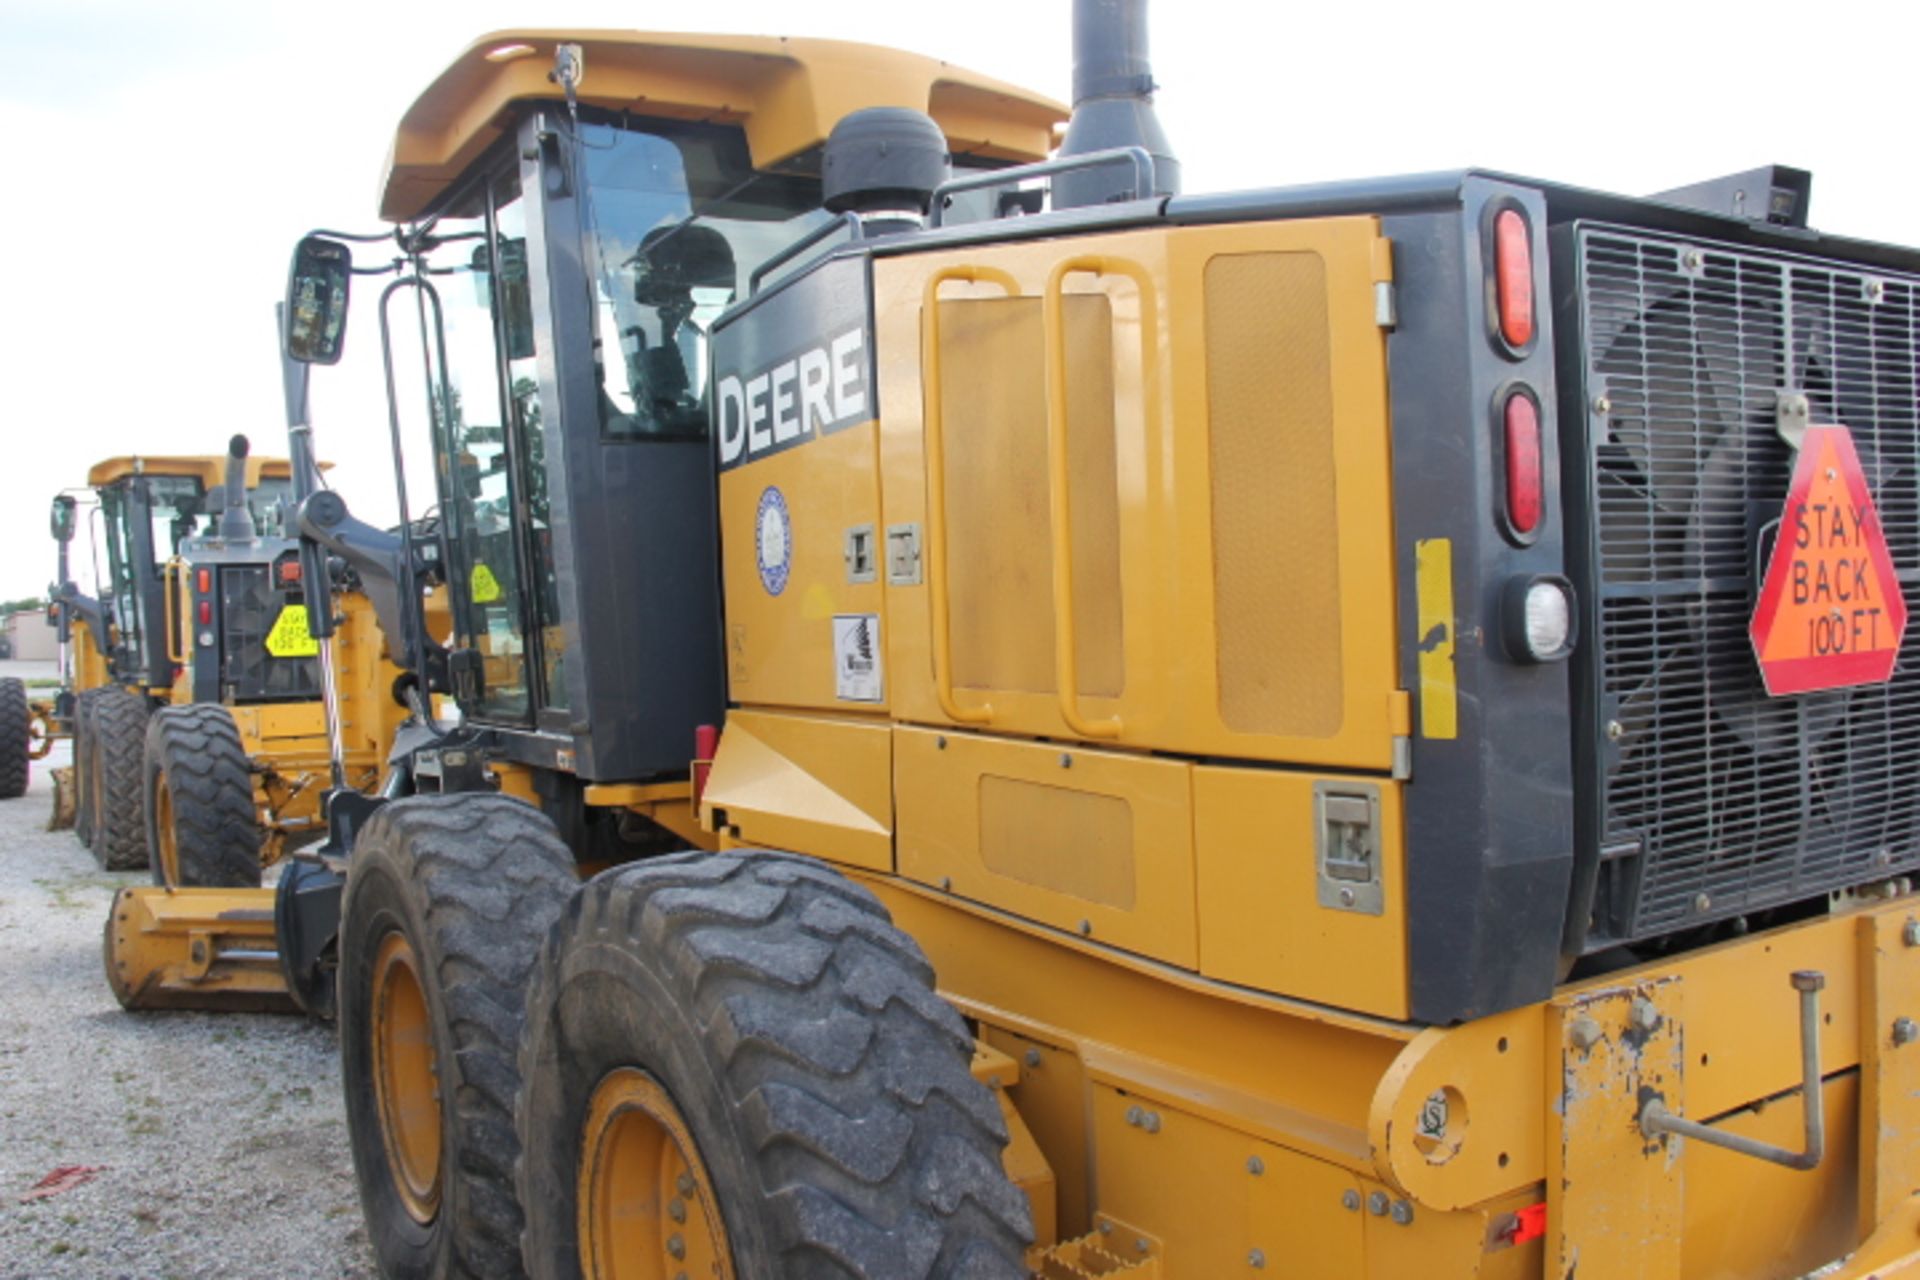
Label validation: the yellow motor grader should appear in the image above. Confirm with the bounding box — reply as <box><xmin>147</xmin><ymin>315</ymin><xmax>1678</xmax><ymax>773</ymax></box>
<box><xmin>47</xmin><ymin>444</ymin><xmax>406</xmax><ymax>881</ymax></box>
<box><xmin>37</xmin><ymin>443</ymin><xmax>417</xmax><ymax>1011</ymax></box>
<box><xmin>202</xmin><ymin>4</ymin><xmax>1920</xmax><ymax>1276</ymax></box>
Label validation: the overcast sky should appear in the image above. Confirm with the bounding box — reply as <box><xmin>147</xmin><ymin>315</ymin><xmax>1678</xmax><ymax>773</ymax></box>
<box><xmin>2</xmin><ymin>0</ymin><xmax>1915</xmax><ymax>601</ymax></box>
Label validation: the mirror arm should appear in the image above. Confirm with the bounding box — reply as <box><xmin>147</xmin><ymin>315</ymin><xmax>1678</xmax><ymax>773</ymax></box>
<box><xmin>51</xmin><ymin>585</ymin><xmax>108</xmax><ymax>657</ymax></box>
<box><xmin>290</xmin><ymin>492</ymin><xmax>432</xmax><ymax>675</ymax></box>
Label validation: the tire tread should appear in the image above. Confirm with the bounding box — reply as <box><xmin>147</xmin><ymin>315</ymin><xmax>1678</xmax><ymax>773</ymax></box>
<box><xmin>344</xmin><ymin>795</ymin><xmax>576</xmax><ymax>1280</ymax></box>
<box><xmin>0</xmin><ymin>678</ymin><xmax>29</xmax><ymax>799</ymax></box>
<box><xmin>145</xmin><ymin>704</ymin><xmax>260</xmax><ymax>887</ymax></box>
<box><xmin>90</xmin><ymin>688</ymin><xmax>149</xmax><ymax>871</ymax></box>
<box><xmin>518</xmin><ymin>851</ymin><xmax>1030</xmax><ymax>1280</ymax></box>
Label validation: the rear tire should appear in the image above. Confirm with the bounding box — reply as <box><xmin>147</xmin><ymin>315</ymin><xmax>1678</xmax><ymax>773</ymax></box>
<box><xmin>338</xmin><ymin>795</ymin><xmax>576</xmax><ymax>1280</ymax></box>
<box><xmin>515</xmin><ymin>852</ymin><xmax>1032</xmax><ymax>1280</ymax></box>
<box><xmin>73</xmin><ymin>690</ymin><xmax>99</xmax><ymax>848</ymax></box>
<box><xmin>89</xmin><ymin>688</ymin><xmax>149</xmax><ymax>871</ymax></box>
<box><xmin>144</xmin><ymin>704</ymin><xmax>261</xmax><ymax>888</ymax></box>
<box><xmin>0</xmin><ymin>678</ymin><xmax>28</xmax><ymax>799</ymax></box>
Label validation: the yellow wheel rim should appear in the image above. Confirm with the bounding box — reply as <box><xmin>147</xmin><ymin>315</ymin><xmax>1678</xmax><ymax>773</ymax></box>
<box><xmin>154</xmin><ymin>783</ymin><xmax>180</xmax><ymax>887</ymax></box>
<box><xmin>372</xmin><ymin>932</ymin><xmax>442</xmax><ymax>1224</ymax></box>
<box><xmin>579</xmin><ymin>1067</ymin><xmax>734</xmax><ymax>1280</ymax></box>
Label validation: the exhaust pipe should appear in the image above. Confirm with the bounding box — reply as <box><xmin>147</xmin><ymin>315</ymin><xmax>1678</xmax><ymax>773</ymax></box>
<box><xmin>1054</xmin><ymin>0</ymin><xmax>1180</xmax><ymax>209</ymax></box>
<box><xmin>218</xmin><ymin>434</ymin><xmax>258</xmax><ymax>541</ymax></box>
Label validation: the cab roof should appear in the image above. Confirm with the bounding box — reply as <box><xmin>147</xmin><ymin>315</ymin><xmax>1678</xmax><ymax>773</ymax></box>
<box><xmin>87</xmin><ymin>456</ymin><xmax>301</xmax><ymax>489</ymax></box>
<box><xmin>380</xmin><ymin>30</ymin><xmax>1068</xmax><ymax>222</ymax></box>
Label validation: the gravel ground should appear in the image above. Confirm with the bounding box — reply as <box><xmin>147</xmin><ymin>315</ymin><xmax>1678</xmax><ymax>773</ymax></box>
<box><xmin>0</xmin><ymin>744</ymin><xmax>377</xmax><ymax>1279</ymax></box>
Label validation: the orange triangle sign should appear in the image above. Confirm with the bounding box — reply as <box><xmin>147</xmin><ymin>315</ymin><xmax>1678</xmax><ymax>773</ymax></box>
<box><xmin>1750</xmin><ymin>424</ymin><xmax>1908</xmax><ymax>695</ymax></box>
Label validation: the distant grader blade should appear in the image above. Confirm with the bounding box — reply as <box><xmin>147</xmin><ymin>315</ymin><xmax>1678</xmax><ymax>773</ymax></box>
<box><xmin>103</xmin><ymin>886</ymin><xmax>298</xmax><ymax>1014</ymax></box>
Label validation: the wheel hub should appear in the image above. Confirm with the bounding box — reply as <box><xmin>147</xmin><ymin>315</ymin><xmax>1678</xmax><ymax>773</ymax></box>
<box><xmin>371</xmin><ymin>932</ymin><xmax>442</xmax><ymax>1224</ymax></box>
<box><xmin>579</xmin><ymin>1067</ymin><xmax>733</xmax><ymax>1280</ymax></box>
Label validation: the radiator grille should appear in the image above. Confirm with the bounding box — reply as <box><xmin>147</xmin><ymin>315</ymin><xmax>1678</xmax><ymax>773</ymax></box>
<box><xmin>220</xmin><ymin>566</ymin><xmax>320</xmax><ymax>704</ymax></box>
<box><xmin>1574</xmin><ymin>224</ymin><xmax>1920</xmax><ymax>943</ymax></box>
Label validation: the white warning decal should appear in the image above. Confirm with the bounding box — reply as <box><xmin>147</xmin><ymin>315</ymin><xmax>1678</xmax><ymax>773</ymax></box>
<box><xmin>833</xmin><ymin>613</ymin><xmax>883</xmax><ymax>703</ymax></box>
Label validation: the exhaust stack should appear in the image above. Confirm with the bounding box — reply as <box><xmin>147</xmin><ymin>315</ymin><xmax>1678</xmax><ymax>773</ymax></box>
<box><xmin>217</xmin><ymin>434</ymin><xmax>257</xmax><ymax>541</ymax></box>
<box><xmin>1054</xmin><ymin>0</ymin><xmax>1179</xmax><ymax>209</ymax></box>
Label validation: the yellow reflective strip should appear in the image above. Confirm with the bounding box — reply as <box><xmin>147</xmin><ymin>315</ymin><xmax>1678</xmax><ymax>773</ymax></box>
<box><xmin>1414</xmin><ymin>538</ymin><xmax>1458</xmax><ymax>740</ymax></box>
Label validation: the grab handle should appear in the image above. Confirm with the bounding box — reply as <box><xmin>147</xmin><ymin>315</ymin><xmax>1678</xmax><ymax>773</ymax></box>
<box><xmin>1040</xmin><ymin>255</ymin><xmax>1160</xmax><ymax>739</ymax></box>
<box><xmin>163</xmin><ymin>557</ymin><xmax>190</xmax><ymax>667</ymax></box>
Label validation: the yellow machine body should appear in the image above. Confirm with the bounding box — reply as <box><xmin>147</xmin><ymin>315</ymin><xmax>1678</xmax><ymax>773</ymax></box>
<box><xmin>698</xmin><ymin>215</ymin><xmax>1920</xmax><ymax>1277</ymax></box>
<box><xmin>41</xmin><ymin>603</ymin><xmax>110</xmax><ymax>831</ymax></box>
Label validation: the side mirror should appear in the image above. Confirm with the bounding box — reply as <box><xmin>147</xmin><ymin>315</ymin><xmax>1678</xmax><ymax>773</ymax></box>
<box><xmin>50</xmin><ymin>494</ymin><xmax>75</xmax><ymax>544</ymax></box>
<box><xmin>284</xmin><ymin>236</ymin><xmax>353</xmax><ymax>364</ymax></box>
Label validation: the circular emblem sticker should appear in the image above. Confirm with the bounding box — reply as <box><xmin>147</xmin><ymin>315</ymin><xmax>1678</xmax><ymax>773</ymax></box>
<box><xmin>755</xmin><ymin>486</ymin><xmax>791</xmax><ymax>596</ymax></box>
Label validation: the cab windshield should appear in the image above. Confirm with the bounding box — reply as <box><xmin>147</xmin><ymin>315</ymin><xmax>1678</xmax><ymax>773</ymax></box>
<box><xmin>574</xmin><ymin>117</ymin><xmax>832</xmax><ymax>439</ymax></box>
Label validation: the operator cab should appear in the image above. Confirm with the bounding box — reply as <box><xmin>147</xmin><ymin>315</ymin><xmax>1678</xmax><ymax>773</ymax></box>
<box><xmin>284</xmin><ymin>32</ymin><xmax>1063</xmax><ymax>782</ymax></box>
<box><xmin>87</xmin><ymin>456</ymin><xmax>296</xmax><ymax>690</ymax></box>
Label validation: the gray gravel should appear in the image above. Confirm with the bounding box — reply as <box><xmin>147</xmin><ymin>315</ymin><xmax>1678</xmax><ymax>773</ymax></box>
<box><xmin>0</xmin><ymin>743</ymin><xmax>377</xmax><ymax>1279</ymax></box>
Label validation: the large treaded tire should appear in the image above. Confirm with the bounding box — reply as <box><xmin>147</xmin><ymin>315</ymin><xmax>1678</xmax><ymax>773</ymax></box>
<box><xmin>339</xmin><ymin>795</ymin><xmax>576</xmax><ymax>1280</ymax></box>
<box><xmin>0</xmin><ymin>678</ymin><xmax>28</xmax><ymax>799</ymax></box>
<box><xmin>89</xmin><ymin>688</ymin><xmax>150</xmax><ymax>871</ymax></box>
<box><xmin>73</xmin><ymin>690</ymin><xmax>99</xmax><ymax>848</ymax></box>
<box><xmin>144</xmin><ymin>704</ymin><xmax>261</xmax><ymax>888</ymax></box>
<box><xmin>516</xmin><ymin>852</ymin><xmax>1032</xmax><ymax>1280</ymax></box>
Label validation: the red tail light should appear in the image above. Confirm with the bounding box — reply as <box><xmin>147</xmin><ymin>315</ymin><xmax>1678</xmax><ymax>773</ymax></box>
<box><xmin>279</xmin><ymin>561</ymin><xmax>301</xmax><ymax>585</ymax></box>
<box><xmin>1504</xmin><ymin>391</ymin><xmax>1544</xmax><ymax>536</ymax></box>
<box><xmin>197</xmin><ymin>600</ymin><xmax>212</xmax><ymax>626</ymax></box>
<box><xmin>1494</xmin><ymin>208</ymin><xmax>1534</xmax><ymax>350</ymax></box>
<box><xmin>692</xmin><ymin>723</ymin><xmax>720</xmax><ymax>809</ymax></box>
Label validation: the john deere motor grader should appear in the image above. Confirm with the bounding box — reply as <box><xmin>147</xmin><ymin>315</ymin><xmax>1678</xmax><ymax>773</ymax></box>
<box><xmin>45</xmin><ymin>448</ymin><xmax>311</xmax><ymax>868</ymax></box>
<box><xmin>89</xmin><ymin>437</ymin><xmax>424</xmax><ymax>1011</ymax></box>
<box><xmin>264</xmin><ymin>6</ymin><xmax>1920</xmax><ymax>1278</ymax></box>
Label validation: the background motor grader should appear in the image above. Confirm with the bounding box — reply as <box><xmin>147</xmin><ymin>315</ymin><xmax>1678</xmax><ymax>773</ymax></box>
<box><xmin>83</xmin><ymin>435</ymin><xmax>427</xmax><ymax>1013</ymax></box>
<box><xmin>246</xmin><ymin>4</ymin><xmax>1920</xmax><ymax>1277</ymax></box>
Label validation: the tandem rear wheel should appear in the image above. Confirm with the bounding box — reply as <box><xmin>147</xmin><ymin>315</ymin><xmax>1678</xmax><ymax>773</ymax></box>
<box><xmin>0</xmin><ymin>677</ymin><xmax>29</xmax><ymax>800</ymax></box>
<box><xmin>85</xmin><ymin>687</ymin><xmax>149</xmax><ymax>871</ymax></box>
<box><xmin>515</xmin><ymin>852</ymin><xmax>1033</xmax><ymax>1280</ymax></box>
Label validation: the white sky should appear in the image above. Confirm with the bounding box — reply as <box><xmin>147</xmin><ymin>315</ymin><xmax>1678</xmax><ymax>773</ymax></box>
<box><xmin>2</xmin><ymin>0</ymin><xmax>1915</xmax><ymax>600</ymax></box>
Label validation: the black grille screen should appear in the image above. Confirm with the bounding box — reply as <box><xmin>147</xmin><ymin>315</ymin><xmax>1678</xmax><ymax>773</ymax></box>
<box><xmin>220</xmin><ymin>566</ymin><xmax>321</xmax><ymax>704</ymax></box>
<box><xmin>1574</xmin><ymin>224</ymin><xmax>1920</xmax><ymax>943</ymax></box>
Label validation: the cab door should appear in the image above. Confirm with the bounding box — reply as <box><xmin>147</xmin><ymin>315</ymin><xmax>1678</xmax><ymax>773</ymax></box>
<box><xmin>426</xmin><ymin>164</ymin><xmax>564</xmax><ymax>725</ymax></box>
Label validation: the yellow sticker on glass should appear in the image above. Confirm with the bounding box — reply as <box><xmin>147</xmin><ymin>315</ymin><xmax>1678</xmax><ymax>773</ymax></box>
<box><xmin>265</xmin><ymin>605</ymin><xmax>321</xmax><ymax>658</ymax></box>
<box><xmin>471</xmin><ymin>562</ymin><xmax>502</xmax><ymax>604</ymax></box>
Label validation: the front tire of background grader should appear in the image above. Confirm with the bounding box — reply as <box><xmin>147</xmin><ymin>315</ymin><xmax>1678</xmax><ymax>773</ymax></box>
<box><xmin>515</xmin><ymin>852</ymin><xmax>1033</xmax><ymax>1280</ymax></box>
<box><xmin>144</xmin><ymin>704</ymin><xmax>261</xmax><ymax>888</ymax></box>
<box><xmin>338</xmin><ymin>795</ymin><xmax>576</xmax><ymax>1280</ymax></box>
<box><xmin>0</xmin><ymin>678</ymin><xmax>29</xmax><ymax>799</ymax></box>
<box><xmin>88</xmin><ymin>688</ymin><xmax>149</xmax><ymax>871</ymax></box>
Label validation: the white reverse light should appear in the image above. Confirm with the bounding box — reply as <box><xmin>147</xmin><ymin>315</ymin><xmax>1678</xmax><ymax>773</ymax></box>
<box><xmin>1523</xmin><ymin>579</ymin><xmax>1572</xmax><ymax>659</ymax></box>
